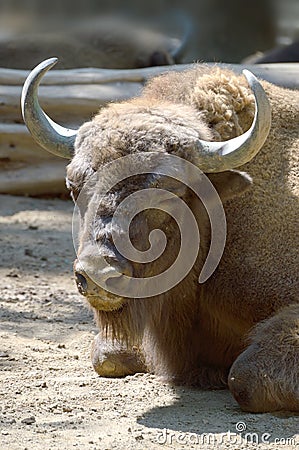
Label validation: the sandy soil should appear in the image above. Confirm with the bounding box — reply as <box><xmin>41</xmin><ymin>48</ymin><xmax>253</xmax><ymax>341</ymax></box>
<box><xmin>0</xmin><ymin>194</ymin><xmax>298</xmax><ymax>450</ymax></box>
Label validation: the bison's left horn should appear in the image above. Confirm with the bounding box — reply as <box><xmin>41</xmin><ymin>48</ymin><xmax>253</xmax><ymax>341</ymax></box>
<box><xmin>21</xmin><ymin>58</ymin><xmax>77</xmax><ymax>159</ymax></box>
<box><xmin>193</xmin><ymin>70</ymin><xmax>271</xmax><ymax>172</ymax></box>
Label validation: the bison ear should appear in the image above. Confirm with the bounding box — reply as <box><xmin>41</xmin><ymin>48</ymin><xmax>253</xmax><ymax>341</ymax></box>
<box><xmin>207</xmin><ymin>170</ymin><xmax>252</xmax><ymax>202</ymax></box>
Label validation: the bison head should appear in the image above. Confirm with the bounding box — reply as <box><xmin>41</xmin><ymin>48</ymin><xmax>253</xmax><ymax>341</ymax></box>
<box><xmin>22</xmin><ymin>58</ymin><xmax>271</xmax><ymax>311</ymax></box>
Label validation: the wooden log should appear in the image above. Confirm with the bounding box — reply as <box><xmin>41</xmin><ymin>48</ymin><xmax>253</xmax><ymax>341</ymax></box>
<box><xmin>0</xmin><ymin>159</ymin><xmax>68</xmax><ymax>196</ymax></box>
<box><xmin>237</xmin><ymin>63</ymin><xmax>299</xmax><ymax>90</ymax></box>
<box><xmin>1</xmin><ymin>63</ymin><xmax>298</xmax><ymax>124</ymax></box>
<box><xmin>0</xmin><ymin>82</ymin><xmax>142</xmax><ymax>123</ymax></box>
<box><xmin>0</xmin><ymin>124</ymin><xmax>67</xmax><ymax>195</ymax></box>
<box><xmin>0</xmin><ymin>63</ymin><xmax>298</xmax><ymax>89</ymax></box>
<box><xmin>0</xmin><ymin>124</ymin><xmax>59</xmax><ymax>161</ymax></box>
<box><xmin>0</xmin><ymin>65</ymin><xmax>173</xmax><ymax>86</ymax></box>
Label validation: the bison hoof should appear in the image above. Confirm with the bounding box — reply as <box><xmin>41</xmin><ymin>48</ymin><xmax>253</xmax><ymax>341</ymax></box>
<box><xmin>91</xmin><ymin>334</ymin><xmax>146</xmax><ymax>377</ymax></box>
<box><xmin>228</xmin><ymin>344</ymin><xmax>299</xmax><ymax>412</ymax></box>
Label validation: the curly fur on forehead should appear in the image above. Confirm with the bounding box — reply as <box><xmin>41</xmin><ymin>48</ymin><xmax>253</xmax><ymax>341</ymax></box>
<box><xmin>70</xmin><ymin>66</ymin><xmax>256</xmax><ymax>182</ymax></box>
<box><xmin>74</xmin><ymin>98</ymin><xmax>213</xmax><ymax>170</ymax></box>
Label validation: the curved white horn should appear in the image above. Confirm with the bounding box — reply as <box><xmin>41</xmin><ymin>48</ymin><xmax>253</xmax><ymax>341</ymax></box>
<box><xmin>21</xmin><ymin>58</ymin><xmax>77</xmax><ymax>159</ymax></box>
<box><xmin>192</xmin><ymin>70</ymin><xmax>271</xmax><ymax>172</ymax></box>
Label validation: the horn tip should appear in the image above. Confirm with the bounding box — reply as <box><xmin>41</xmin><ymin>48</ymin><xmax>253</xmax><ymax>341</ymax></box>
<box><xmin>29</xmin><ymin>57</ymin><xmax>59</xmax><ymax>75</ymax></box>
<box><xmin>40</xmin><ymin>57</ymin><xmax>59</xmax><ymax>70</ymax></box>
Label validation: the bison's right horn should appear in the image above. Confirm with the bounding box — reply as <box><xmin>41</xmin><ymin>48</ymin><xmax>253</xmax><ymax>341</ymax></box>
<box><xmin>192</xmin><ymin>70</ymin><xmax>271</xmax><ymax>172</ymax></box>
<box><xmin>21</xmin><ymin>58</ymin><xmax>77</xmax><ymax>159</ymax></box>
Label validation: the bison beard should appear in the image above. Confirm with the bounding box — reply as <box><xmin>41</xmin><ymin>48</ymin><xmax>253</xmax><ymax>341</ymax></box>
<box><xmin>22</xmin><ymin>60</ymin><xmax>299</xmax><ymax>413</ymax></box>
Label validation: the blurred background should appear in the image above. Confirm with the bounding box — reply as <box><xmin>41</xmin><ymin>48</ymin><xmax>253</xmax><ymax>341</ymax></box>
<box><xmin>0</xmin><ymin>0</ymin><xmax>298</xmax><ymax>68</ymax></box>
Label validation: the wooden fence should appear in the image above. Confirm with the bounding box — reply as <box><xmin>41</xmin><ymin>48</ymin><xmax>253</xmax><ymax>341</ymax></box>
<box><xmin>0</xmin><ymin>63</ymin><xmax>298</xmax><ymax>195</ymax></box>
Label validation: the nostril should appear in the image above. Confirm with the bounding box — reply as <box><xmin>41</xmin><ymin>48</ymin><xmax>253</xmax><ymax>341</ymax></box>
<box><xmin>75</xmin><ymin>272</ymin><xmax>88</xmax><ymax>294</ymax></box>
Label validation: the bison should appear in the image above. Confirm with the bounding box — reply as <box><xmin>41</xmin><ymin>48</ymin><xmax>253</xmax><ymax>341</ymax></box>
<box><xmin>1</xmin><ymin>16</ymin><xmax>188</xmax><ymax>69</ymax></box>
<box><xmin>243</xmin><ymin>40</ymin><xmax>299</xmax><ymax>64</ymax></box>
<box><xmin>22</xmin><ymin>58</ymin><xmax>299</xmax><ymax>413</ymax></box>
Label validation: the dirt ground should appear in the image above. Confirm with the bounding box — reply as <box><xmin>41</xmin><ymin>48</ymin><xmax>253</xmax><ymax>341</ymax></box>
<box><xmin>0</xmin><ymin>194</ymin><xmax>298</xmax><ymax>450</ymax></box>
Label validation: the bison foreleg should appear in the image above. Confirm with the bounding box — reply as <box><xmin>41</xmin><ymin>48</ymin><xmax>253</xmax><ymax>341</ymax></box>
<box><xmin>228</xmin><ymin>303</ymin><xmax>299</xmax><ymax>412</ymax></box>
<box><xmin>91</xmin><ymin>333</ymin><xmax>147</xmax><ymax>377</ymax></box>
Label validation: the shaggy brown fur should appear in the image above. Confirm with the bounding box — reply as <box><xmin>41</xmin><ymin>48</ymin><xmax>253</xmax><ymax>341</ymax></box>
<box><xmin>67</xmin><ymin>65</ymin><xmax>299</xmax><ymax>413</ymax></box>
